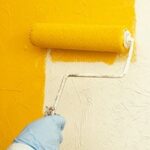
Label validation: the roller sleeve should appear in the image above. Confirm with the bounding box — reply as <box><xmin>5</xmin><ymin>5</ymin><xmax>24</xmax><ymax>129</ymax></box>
<box><xmin>30</xmin><ymin>23</ymin><xmax>127</xmax><ymax>53</ymax></box>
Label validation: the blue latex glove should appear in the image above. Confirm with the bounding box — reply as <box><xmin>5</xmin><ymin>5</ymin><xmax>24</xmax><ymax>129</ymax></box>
<box><xmin>14</xmin><ymin>115</ymin><xmax>65</xmax><ymax>150</ymax></box>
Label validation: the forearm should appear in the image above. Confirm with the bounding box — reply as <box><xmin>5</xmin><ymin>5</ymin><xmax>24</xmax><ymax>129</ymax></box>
<box><xmin>7</xmin><ymin>143</ymin><xmax>34</xmax><ymax>150</ymax></box>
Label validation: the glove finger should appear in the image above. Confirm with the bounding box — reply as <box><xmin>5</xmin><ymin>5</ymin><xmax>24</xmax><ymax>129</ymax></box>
<box><xmin>53</xmin><ymin>115</ymin><xmax>65</xmax><ymax>130</ymax></box>
<box><xmin>47</xmin><ymin>115</ymin><xmax>65</xmax><ymax>130</ymax></box>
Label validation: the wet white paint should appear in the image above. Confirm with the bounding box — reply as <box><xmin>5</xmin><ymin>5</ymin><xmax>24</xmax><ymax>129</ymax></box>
<box><xmin>44</xmin><ymin>0</ymin><xmax>150</xmax><ymax>149</ymax></box>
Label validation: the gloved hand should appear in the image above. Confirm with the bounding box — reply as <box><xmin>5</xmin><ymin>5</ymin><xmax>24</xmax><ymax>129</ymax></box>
<box><xmin>14</xmin><ymin>115</ymin><xmax>65</xmax><ymax>150</ymax></box>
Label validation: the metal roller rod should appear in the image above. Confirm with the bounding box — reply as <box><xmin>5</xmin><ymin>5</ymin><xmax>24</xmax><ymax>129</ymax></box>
<box><xmin>45</xmin><ymin>30</ymin><xmax>134</xmax><ymax>116</ymax></box>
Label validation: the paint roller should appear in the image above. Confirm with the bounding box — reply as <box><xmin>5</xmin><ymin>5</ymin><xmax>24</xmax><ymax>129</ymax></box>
<box><xmin>31</xmin><ymin>23</ymin><xmax>130</xmax><ymax>53</ymax></box>
<box><xmin>30</xmin><ymin>23</ymin><xmax>135</xmax><ymax>115</ymax></box>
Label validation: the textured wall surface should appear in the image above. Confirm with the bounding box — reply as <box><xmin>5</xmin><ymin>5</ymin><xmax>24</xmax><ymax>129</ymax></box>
<box><xmin>0</xmin><ymin>1</ymin><xmax>47</xmax><ymax>149</ymax></box>
<box><xmin>0</xmin><ymin>0</ymin><xmax>135</xmax><ymax>149</ymax></box>
<box><xmin>44</xmin><ymin>0</ymin><xmax>150</xmax><ymax>149</ymax></box>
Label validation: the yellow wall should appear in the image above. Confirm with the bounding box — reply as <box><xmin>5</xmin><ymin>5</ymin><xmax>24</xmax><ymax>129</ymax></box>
<box><xmin>0</xmin><ymin>0</ymin><xmax>135</xmax><ymax>149</ymax></box>
<box><xmin>50</xmin><ymin>0</ymin><xmax>135</xmax><ymax>63</ymax></box>
<box><xmin>0</xmin><ymin>1</ymin><xmax>47</xmax><ymax>149</ymax></box>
